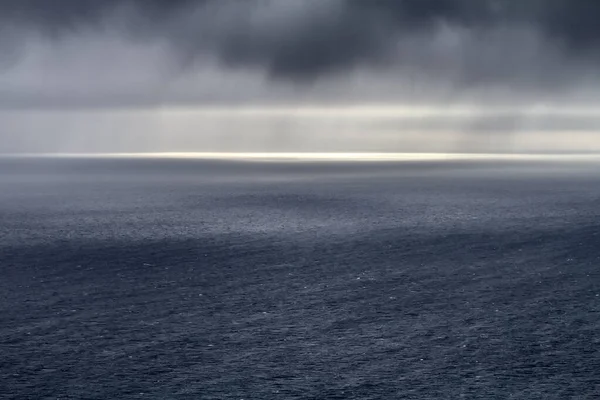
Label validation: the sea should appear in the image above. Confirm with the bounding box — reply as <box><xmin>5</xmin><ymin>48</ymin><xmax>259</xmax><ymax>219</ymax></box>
<box><xmin>1</xmin><ymin>154</ymin><xmax>599</xmax><ymax>399</ymax></box>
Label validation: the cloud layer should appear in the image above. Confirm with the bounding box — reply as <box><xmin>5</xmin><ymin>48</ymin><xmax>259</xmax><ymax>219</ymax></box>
<box><xmin>2</xmin><ymin>0</ymin><xmax>600</xmax><ymax>101</ymax></box>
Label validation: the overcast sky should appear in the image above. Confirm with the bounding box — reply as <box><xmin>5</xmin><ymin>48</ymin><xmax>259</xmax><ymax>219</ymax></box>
<box><xmin>2</xmin><ymin>0</ymin><xmax>600</xmax><ymax>153</ymax></box>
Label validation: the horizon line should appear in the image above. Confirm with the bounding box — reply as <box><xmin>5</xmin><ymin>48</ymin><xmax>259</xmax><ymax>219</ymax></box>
<box><xmin>3</xmin><ymin>152</ymin><xmax>600</xmax><ymax>162</ymax></box>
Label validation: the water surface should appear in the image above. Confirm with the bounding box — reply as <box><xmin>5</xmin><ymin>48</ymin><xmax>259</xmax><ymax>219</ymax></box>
<box><xmin>1</xmin><ymin>155</ymin><xmax>599</xmax><ymax>399</ymax></box>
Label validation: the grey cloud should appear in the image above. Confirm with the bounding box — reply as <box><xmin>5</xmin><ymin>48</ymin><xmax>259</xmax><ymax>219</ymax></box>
<box><xmin>2</xmin><ymin>0</ymin><xmax>600</xmax><ymax>81</ymax></box>
<box><xmin>2</xmin><ymin>0</ymin><xmax>600</xmax><ymax>114</ymax></box>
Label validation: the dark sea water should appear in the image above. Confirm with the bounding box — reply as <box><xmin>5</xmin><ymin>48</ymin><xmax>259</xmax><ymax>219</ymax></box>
<box><xmin>1</xmin><ymin>156</ymin><xmax>599</xmax><ymax>399</ymax></box>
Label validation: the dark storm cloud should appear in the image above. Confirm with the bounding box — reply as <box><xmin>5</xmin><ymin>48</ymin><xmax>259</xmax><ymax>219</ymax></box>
<box><xmin>0</xmin><ymin>0</ymin><xmax>196</xmax><ymax>29</ymax></box>
<box><xmin>2</xmin><ymin>0</ymin><xmax>600</xmax><ymax>82</ymax></box>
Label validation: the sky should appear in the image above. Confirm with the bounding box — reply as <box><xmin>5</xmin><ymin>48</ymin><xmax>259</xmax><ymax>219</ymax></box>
<box><xmin>2</xmin><ymin>0</ymin><xmax>600</xmax><ymax>153</ymax></box>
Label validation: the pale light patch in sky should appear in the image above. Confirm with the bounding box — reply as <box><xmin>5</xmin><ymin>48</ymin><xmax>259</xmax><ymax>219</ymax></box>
<box><xmin>4</xmin><ymin>105</ymin><xmax>600</xmax><ymax>154</ymax></box>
